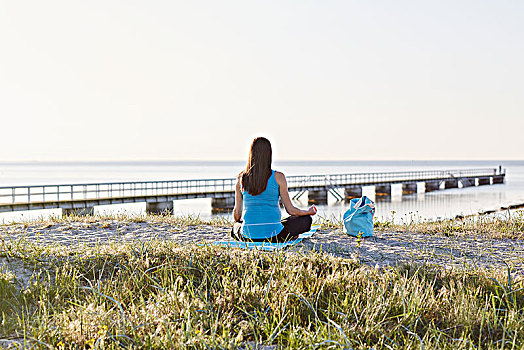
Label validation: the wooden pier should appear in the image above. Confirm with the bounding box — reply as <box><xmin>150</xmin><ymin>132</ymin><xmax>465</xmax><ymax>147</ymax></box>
<box><xmin>0</xmin><ymin>168</ymin><xmax>505</xmax><ymax>214</ymax></box>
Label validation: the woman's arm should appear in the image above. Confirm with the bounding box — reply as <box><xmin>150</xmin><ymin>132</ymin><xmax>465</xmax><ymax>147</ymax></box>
<box><xmin>233</xmin><ymin>175</ymin><xmax>243</xmax><ymax>222</ymax></box>
<box><xmin>275</xmin><ymin>171</ymin><xmax>317</xmax><ymax>216</ymax></box>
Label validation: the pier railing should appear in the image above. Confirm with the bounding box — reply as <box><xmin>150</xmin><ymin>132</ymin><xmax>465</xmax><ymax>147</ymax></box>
<box><xmin>0</xmin><ymin>168</ymin><xmax>498</xmax><ymax>205</ymax></box>
<box><xmin>288</xmin><ymin>168</ymin><xmax>497</xmax><ymax>188</ymax></box>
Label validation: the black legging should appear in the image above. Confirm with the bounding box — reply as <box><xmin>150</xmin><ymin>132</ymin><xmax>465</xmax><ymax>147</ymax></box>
<box><xmin>231</xmin><ymin>215</ymin><xmax>313</xmax><ymax>243</ymax></box>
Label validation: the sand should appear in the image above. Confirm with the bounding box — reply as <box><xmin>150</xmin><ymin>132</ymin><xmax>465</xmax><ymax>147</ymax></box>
<box><xmin>1</xmin><ymin>218</ymin><xmax>523</xmax><ymax>273</ymax></box>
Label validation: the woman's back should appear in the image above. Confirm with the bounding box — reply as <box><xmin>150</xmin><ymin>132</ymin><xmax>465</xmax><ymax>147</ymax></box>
<box><xmin>242</xmin><ymin>170</ymin><xmax>284</xmax><ymax>239</ymax></box>
<box><xmin>232</xmin><ymin>137</ymin><xmax>315</xmax><ymax>242</ymax></box>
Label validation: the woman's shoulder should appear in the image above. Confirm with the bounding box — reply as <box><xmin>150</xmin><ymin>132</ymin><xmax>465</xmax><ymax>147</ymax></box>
<box><xmin>273</xmin><ymin>170</ymin><xmax>286</xmax><ymax>183</ymax></box>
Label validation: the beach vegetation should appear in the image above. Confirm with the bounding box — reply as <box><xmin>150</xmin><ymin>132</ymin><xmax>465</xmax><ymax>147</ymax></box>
<box><xmin>0</xmin><ymin>235</ymin><xmax>523</xmax><ymax>348</ymax></box>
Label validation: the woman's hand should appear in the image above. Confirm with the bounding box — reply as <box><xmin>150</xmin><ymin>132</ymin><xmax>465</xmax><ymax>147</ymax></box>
<box><xmin>307</xmin><ymin>205</ymin><xmax>317</xmax><ymax>216</ymax></box>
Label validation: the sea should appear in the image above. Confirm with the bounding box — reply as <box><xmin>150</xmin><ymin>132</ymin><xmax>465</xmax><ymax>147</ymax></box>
<box><xmin>1</xmin><ymin>160</ymin><xmax>523</xmax><ymax>223</ymax></box>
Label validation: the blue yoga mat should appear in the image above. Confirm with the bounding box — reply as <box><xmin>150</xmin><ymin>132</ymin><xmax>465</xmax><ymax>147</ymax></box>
<box><xmin>209</xmin><ymin>224</ymin><xmax>320</xmax><ymax>251</ymax></box>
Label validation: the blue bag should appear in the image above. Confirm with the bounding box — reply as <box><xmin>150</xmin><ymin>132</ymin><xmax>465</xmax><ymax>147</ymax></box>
<box><xmin>343</xmin><ymin>196</ymin><xmax>375</xmax><ymax>237</ymax></box>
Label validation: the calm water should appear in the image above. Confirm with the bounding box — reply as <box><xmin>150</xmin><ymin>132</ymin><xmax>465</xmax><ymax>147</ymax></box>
<box><xmin>1</xmin><ymin>160</ymin><xmax>523</xmax><ymax>223</ymax></box>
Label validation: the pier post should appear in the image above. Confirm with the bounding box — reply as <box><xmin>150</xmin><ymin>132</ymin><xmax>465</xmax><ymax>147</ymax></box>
<box><xmin>478</xmin><ymin>177</ymin><xmax>491</xmax><ymax>186</ymax></box>
<box><xmin>375</xmin><ymin>184</ymin><xmax>391</xmax><ymax>199</ymax></box>
<box><xmin>460</xmin><ymin>178</ymin><xmax>476</xmax><ymax>187</ymax></box>
<box><xmin>402</xmin><ymin>183</ymin><xmax>417</xmax><ymax>195</ymax></box>
<box><xmin>425</xmin><ymin>181</ymin><xmax>440</xmax><ymax>192</ymax></box>
<box><xmin>492</xmin><ymin>175</ymin><xmax>505</xmax><ymax>184</ymax></box>
<box><xmin>146</xmin><ymin>201</ymin><xmax>174</xmax><ymax>214</ymax></box>
<box><xmin>62</xmin><ymin>206</ymin><xmax>95</xmax><ymax>216</ymax></box>
<box><xmin>211</xmin><ymin>197</ymin><xmax>235</xmax><ymax>212</ymax></box>
<box><xmin>444</xmin><ymin>179</ymin><xmax>459</xmax><ymax>189</ymax></box>
<box><xmin>344</xmin><ymin>186</ymin><xmax>362</xmax><ymax>200</ymax></box>
<box><xmin>308</xmin><ymin>190</ymin><xmax>328</xmax><ymax>205</ymax></box>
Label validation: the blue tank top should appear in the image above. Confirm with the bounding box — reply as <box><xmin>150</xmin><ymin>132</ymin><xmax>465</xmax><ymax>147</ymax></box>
<box><xmin>241</xmin><ymin>170</ymin><xmax>284</xmax><ymax>239</ymax></box>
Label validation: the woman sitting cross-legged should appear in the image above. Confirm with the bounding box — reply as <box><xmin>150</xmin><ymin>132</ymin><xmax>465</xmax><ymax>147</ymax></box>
<box><xmin>231</xmin><ymin>137</ymin><xmax>316</xmax><ymax>242</ymax></box>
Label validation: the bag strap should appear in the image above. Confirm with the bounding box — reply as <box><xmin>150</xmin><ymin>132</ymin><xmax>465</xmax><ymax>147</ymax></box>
<box><xmin>352</xmin><ymin>197</ymin><xmax>363</xmax><ymax>209</ymax></box>
<box><xmin>344</xmin><ymin>198</ymin><xmax>375</xmax><ymax>223</ymax></box>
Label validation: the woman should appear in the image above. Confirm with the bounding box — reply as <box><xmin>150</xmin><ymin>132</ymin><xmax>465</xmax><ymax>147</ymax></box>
<box><xmin>232</xmin><ymin>137</ymin><xmax>317</xmax><ymax>242</ymax></box>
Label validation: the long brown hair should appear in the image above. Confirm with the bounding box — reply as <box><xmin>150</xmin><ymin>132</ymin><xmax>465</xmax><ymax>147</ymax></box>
<box><xmin>241</xmin><ymin>137</ymin><xmax>273</xmax><ymax>196</ymax></box>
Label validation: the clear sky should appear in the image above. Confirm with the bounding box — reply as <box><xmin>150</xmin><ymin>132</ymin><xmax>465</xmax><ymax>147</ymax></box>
<box><xmin>1</xmin><ymin>1</ymin><xmax>522</xmax><ymax>161</ymax></box>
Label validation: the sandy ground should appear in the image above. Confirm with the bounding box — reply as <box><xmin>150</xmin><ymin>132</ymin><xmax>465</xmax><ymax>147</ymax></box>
<box><xmin>1</xmin><ymin>219</ymin><xmax>523</xmax><ymax>273</ymax></box>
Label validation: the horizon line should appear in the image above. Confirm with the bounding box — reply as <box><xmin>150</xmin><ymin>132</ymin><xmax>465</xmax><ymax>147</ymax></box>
<box><xmin>0</xmin><ymin>159</ymin><xmax>521</xmax><ymax>165</ymax></box>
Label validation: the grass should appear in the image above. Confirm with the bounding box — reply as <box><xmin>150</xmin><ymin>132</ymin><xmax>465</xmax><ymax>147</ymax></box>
<box><xmin>0</xmin><ymin>212</ymin><xmax>523</xmax><ymax>348</ymax></box>
<box><xmin>1</xmin><ymin>236</ymin><xmax>523</xmax><ymax>349</ymax></box>
<box><xmin>374</xmin><ymin>210</ymin><xmax>524</xmax><ymax>239</ymax></box>
<box><xmin>0</xmin><ymin>212</ymin><xmax>234</xmax><ymax>229</ymax></box>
